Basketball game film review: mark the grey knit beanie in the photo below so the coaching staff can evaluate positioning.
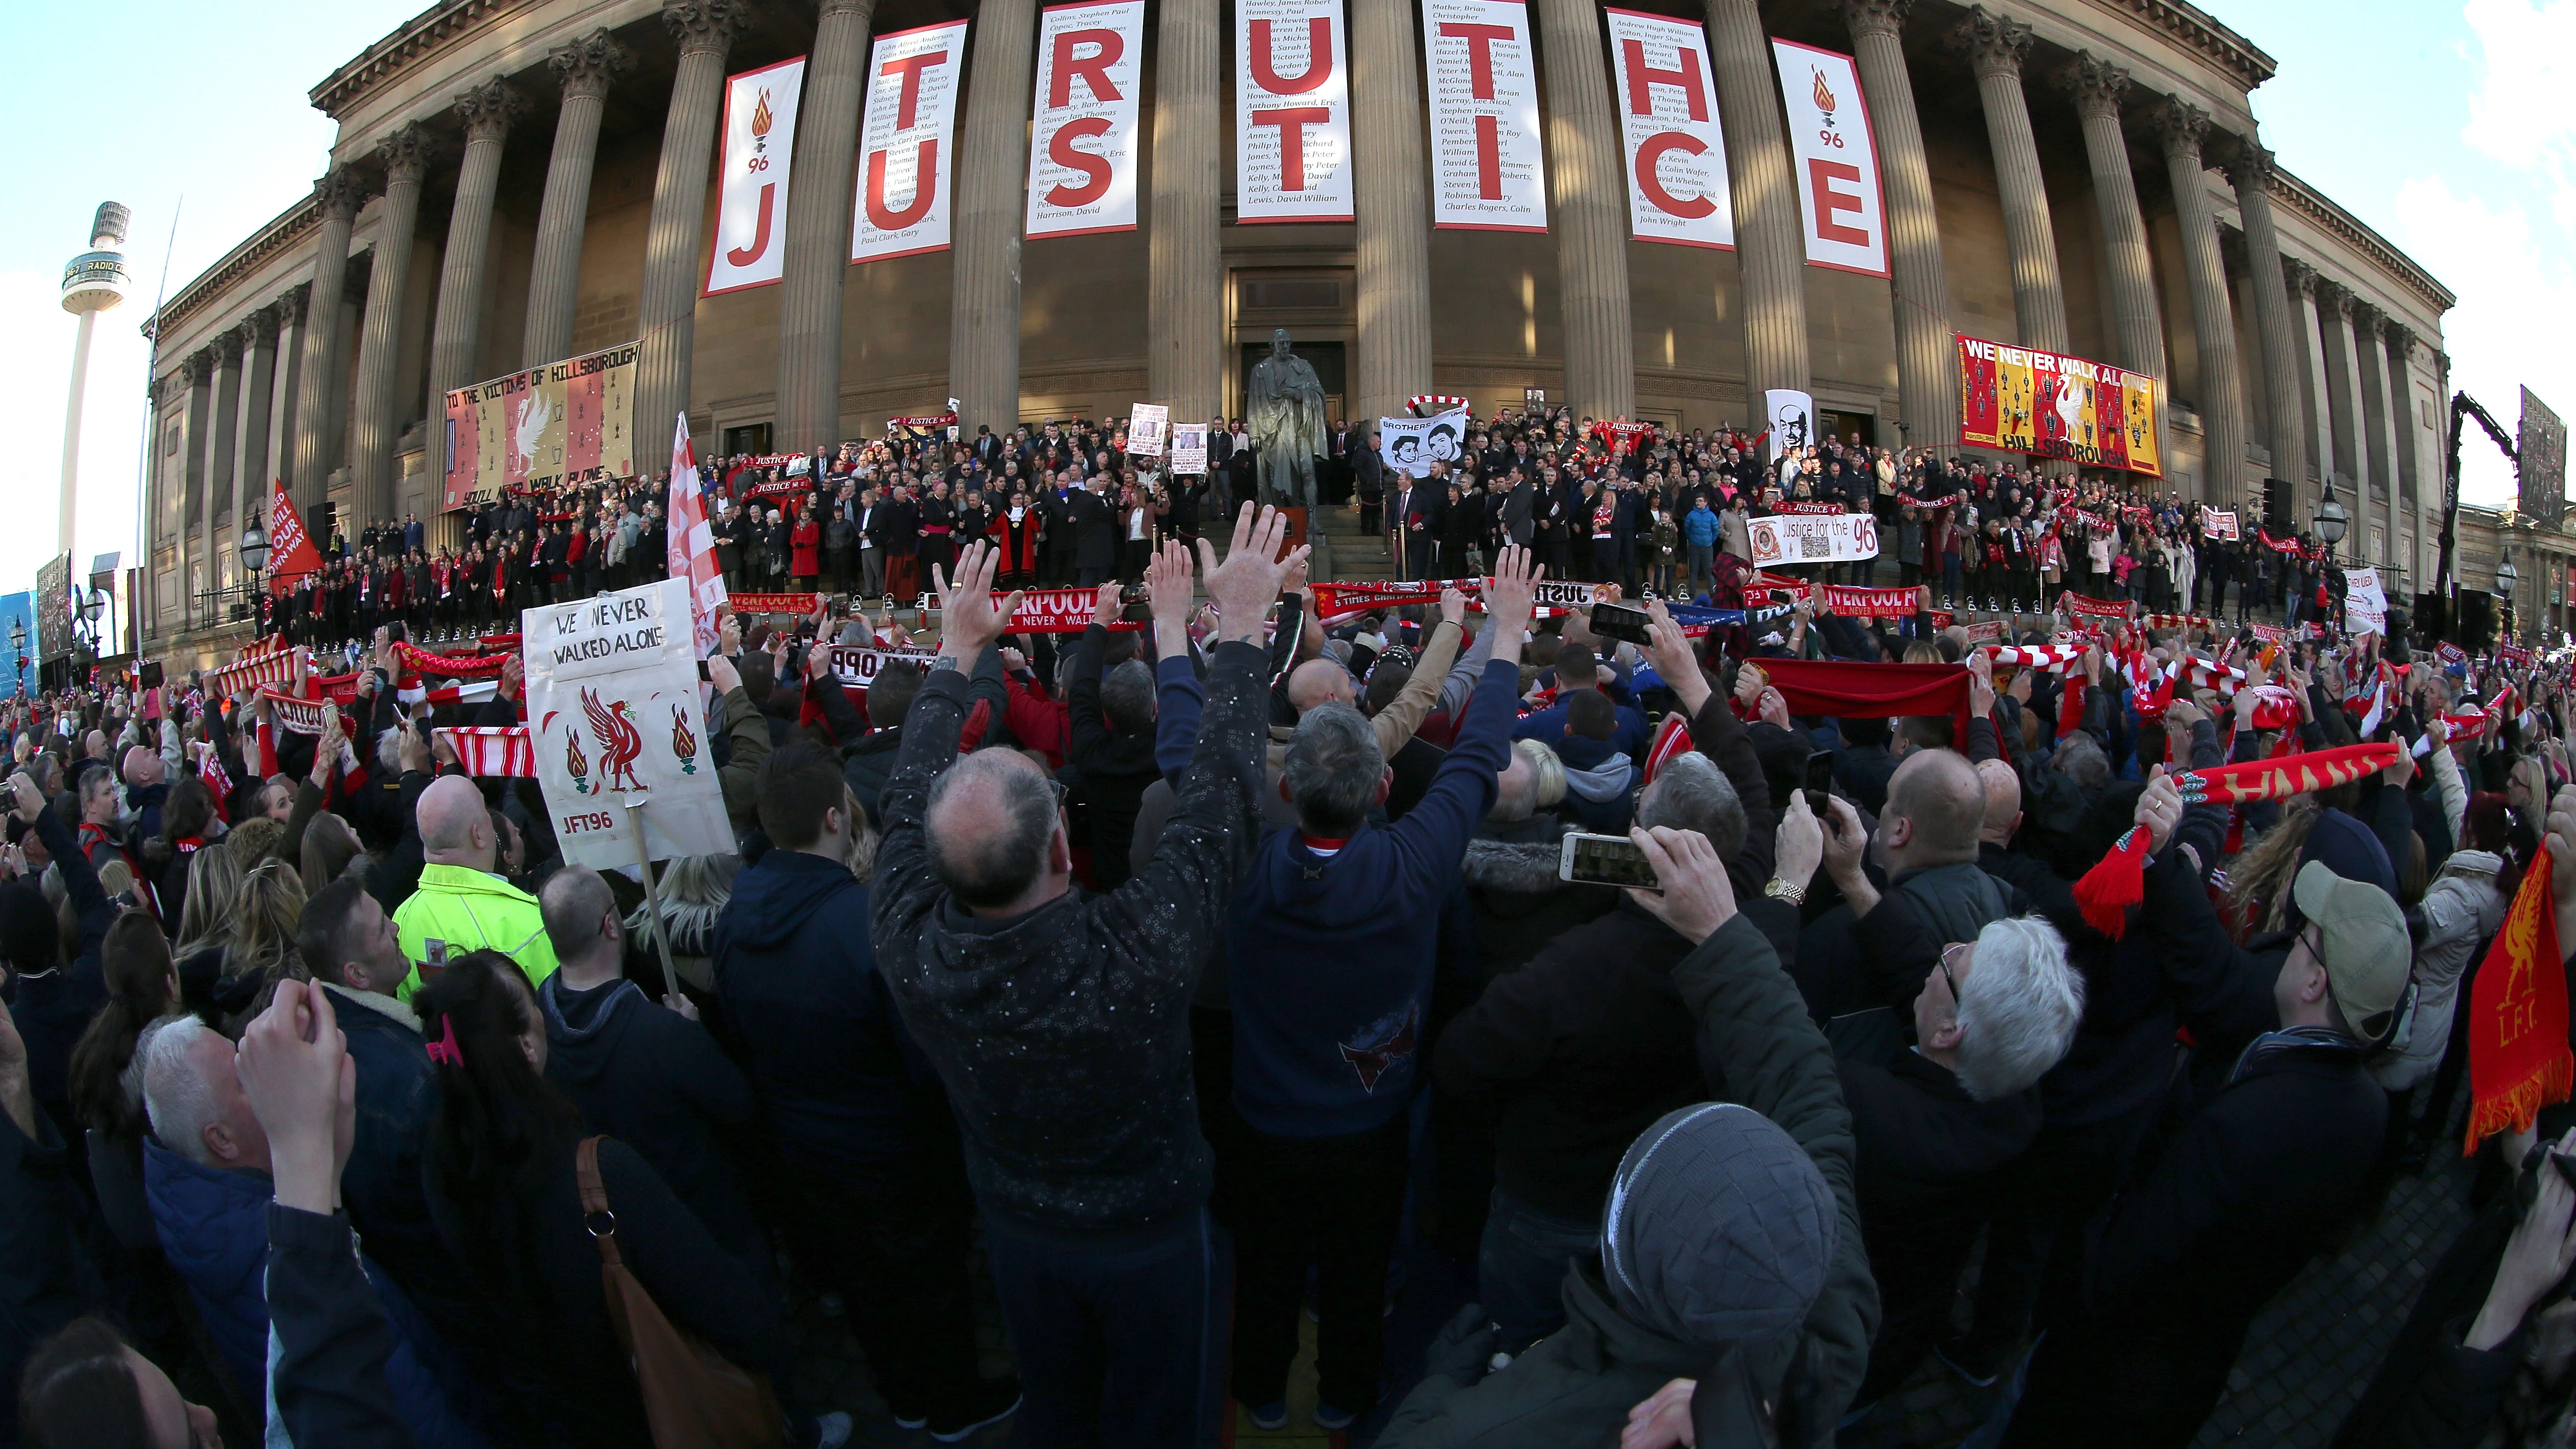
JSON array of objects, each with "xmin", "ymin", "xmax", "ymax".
[{"xmin": 1600, "ymin": 1102, "xmax": 1837, "ymax": 1348}]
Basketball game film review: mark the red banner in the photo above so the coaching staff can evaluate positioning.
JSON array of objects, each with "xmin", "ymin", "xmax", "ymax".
[
  {"xmin": 728, "ymin": 592, "xmax": 825, "ymax": 616},
  {"xmin": 265, "ymin": 480, "xmax": 324, "ymax": 594},
  {"xmin": 2061, "ymin": 592, "xmax": 2131, "ymax": 620},
  {"xmin": 1821, "ymin": 585, "xmax": 1921, "ymax": 617},
  {"xmin": 986, "ymin": 588, "xmax": 1144, "ymax": 633},
  {"xmin": 2467, "ymin": 842, "xmax": 2571, "ymax": 1151},
  {"xmin": 1770, "ymin": 500, "xmax": 1844, "ymax": 516}
]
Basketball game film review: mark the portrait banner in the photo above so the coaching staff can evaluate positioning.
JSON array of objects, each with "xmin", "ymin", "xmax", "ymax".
[
  {"xmin": 1171, "ymin": 423, "xmax": 1208, "ymax": 475},
  {"xmin": 1606, "ymin": 8, "xmax": 1731, "ymax": 249},
  {"xmin": 705, "ymin": 57, "xmax": 806, "ymax": 295},
  {"xmin": 851, "ymin": 20, "xmax": 968, "ymax": 263},
  {"xmin": 1771, "ymin": 39, "xmax": 1886, "ymax": 276},
  {"xmin": 1746, "ymin": 511, "xmax": 1880, "ymax": 567},
  {"xmin": 1764, "ymin": 389, "xmax": 1815, "ymax": 463},
  {"xmin": 1378, "ymin": 405, "xmax": 1472, "ymax": 479},
  {"xmin": 523, "ymin": 580, "xmax": 734, "ymax": 869},
  {"xmin": 1128, "ymin": 402, "xmax": 1169, "ymax": 458},
  {"xmin": 442, "ymin": 342, "xmax": 640, "ymax": 512},
  {"xmin": 1957, "ymin": 334, "xmax": 2162, "ymax": 479},
  {"xmin": 1422, "ymin": 0, "xmax": 1546, "ymax": 231},
  {"xmin": 1027, "ymin": 0, "xmax": 1146, "ymax": 239},
  {"xmin": 1236, "ymin": 0, "xmax": 1353, "ymax": 222}
]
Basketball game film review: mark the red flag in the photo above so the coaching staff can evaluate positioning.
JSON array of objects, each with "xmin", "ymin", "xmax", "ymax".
[
  {"xmin": 2466, "ymin": 843, "xmax": 2571, "ymax": 1153},
  {"xmin": 264, "ymin": 480, "xmax": 324, "ymax": 594}
]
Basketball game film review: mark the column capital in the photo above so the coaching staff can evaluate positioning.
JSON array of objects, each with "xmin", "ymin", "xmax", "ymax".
[
  {"xmin": 2354, "ymin": 299, "xmax": 2387, "ymax": 332},
  {"xmin": 2392, "ymin": 323, "xmax": 2421, "ymax": 360},
  {"xmin": 2059, "ymin": 51, "xmax": 2130, "ymax": 121},
  {"xmin": 242, "ymin": 309, "xmax": 278, "ymax": 348},
  {"xmin": 315, "ymin": 167, "xmax": 367, "ymax": 223},
  {"xmin": 2152, "ymin": 97, "xmax": 2209, "ymax": 161},
  {"xmin": 2223, "ymin": 139, "xmax": 2274, "ymax": 193},
  {"xmin": 549, "ymin": 28, "xmax": 634, "ymax": 101},
  {"xmin": 179, "ymin": 350, "xmax": 213, "ymax": 388},
  {"xmin": 1953, "ymin": 7, "xmax": 2033, "ymax": 81},
  {"xmin": 455, "ymin": 76, "xmax": 525, "ymax": 143},
  {"xmin": 213, "ymin": 329, "xmax": 244, "ymax": 366},
  {"xmin": 816, "ymin": 0, "xmax": 873, "ymax": 15},
  {"xmin": 376, "ymin": 123, "xmax": 433, "ymax": 188},
  {"xmin": 2282, "ymin": 255, "xmax": 2316, "ymax": 297},
  {"xmin": 1841, "ymin": 0, "xmax": 1914, "ymax": 43},
  {"xmin": 661, "ymin": 0, "xmax": 744, "ymax": 60},
  {"xmin": 278, "ymin": 281, "xmax": 312, "ymax": 326},
  {"xmin": 2324, "ymin": 280, "xmax": 2355, "ymax": 321}
]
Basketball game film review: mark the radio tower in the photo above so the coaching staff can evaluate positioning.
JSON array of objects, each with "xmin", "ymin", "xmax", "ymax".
[{"xmin": 59, "ymin": 202, "xmax": 132, "ymax": 559}]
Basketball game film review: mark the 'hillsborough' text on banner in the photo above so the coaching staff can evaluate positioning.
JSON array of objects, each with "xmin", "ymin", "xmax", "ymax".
[
  {"xmin": 442, "ymin": 342, "xmax": 639, "ymax": 512},
  {"xmin": 1956, "ymin": 334, "xmax": 2162, "ymax": 479}
]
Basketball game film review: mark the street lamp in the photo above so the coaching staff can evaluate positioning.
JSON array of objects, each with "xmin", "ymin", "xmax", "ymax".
[
  {"xmin": 8, "ymin": 619, "xmax": 23, "ymax": 696},
  {"xmin": 237, "ymin": 513, "xmax": 270, "ymax": 623},
  {"xmin": 2314, "ymin": 477, "xmax": 2349, "ymax": 562},
  {"xmin": 2496, "ymin": 550, "xmax": 2520, "ymax": 641}
]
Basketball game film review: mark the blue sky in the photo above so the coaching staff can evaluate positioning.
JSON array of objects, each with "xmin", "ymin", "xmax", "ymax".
[{"xmin": 2, "ymin": 0, "xmax": 2566, "ymax": 596}]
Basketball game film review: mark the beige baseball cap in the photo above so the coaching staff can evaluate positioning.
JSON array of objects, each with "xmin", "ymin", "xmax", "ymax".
[{"xmin": 2291, "ymin": 860, "xmax": 2411, "ymax": 1032}]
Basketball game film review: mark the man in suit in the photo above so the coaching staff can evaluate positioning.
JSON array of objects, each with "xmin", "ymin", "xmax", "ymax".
[
  {"xmin": 402, "ymin": 512, "xmax": 424, "ymax": 555},
  {"xmin": 1501, "ymin": 468, "xmax": 1535, "ymax": 550},
  {"xmin": 1354, "ymin": 430, "xmax": 1387, "ymax": 536},
  {"xmin": 1069, "ymin": 471, "xmax": 1117, "ymax": 587},
  {"xmin": 855, "ymin": 486, "xmax": 885, "ymax": 600},
  {"xmin": 1387, "ymin": 474, "xmax": 1420, "ymax": 581},
  {"xmin": 1042, "ymin": 476, "xmax": 1079, "ymax": 587}
]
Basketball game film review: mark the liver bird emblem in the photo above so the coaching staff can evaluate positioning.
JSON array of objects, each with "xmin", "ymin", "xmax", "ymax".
[{"xmin": 581, "ymin": 687, "xmax": 647, "ymax": 793}]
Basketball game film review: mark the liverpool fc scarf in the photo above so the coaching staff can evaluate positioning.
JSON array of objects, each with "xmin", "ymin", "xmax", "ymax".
[
  {"xmin": 1757, "ymin": 659, "xmax": 1974, "ymax": 746},
  {"xmin": 2466, "ymin": 843, "xmax": 2571, "ymax": 1152}
]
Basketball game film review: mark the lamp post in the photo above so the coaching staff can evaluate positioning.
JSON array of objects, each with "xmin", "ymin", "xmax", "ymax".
[
  {"xmin": 8, "ymin": 619, "xmax": 23, "ymax": 698},
  {"xmin": 239, "ymin": 513, "xmax": 269, "ymax": 626},
  {"xmin": 2496, "ymin": 550, "xmax": 2519, "ymax": 643},
  {"xmin": 2313, "ymin": 477, "xmax": 2349, "ymax": 563}
]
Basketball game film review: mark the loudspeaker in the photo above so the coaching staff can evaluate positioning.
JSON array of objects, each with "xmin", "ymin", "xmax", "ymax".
[
  {"xmin": 2455, "ymin": 592, "xmax": 2496, "ymax": 652},
  {"xmin": 2414, "ymin": 592, "xmax": 2448, "ymax": 644}
]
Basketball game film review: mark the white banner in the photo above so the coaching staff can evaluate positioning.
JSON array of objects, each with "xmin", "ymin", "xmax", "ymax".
[
  {"xmin": 1236, "ymin": 0, "xmax": 1354, "ymax": 223},
  {"xmin": 1422, "ymin": 0, "xmax": 1546, "ymax": 232},
  {"xmin": 1747, "ymin": 511, "xmax": 1880, "ymax": 567},
  {"xmin": 1171, "ymin": 423, "xmax": 1208, "ymax": 475},
  {"xmin": 1606, "ymin": 8, "xmax": 1731, "ymax": 249},
  {"xmin": 852, "ymin": 20, "xmax": 969, "ymax": 263},
  {"xmin": 1378, "ymin": 405, "xmax": 1471, "ymax": 479},
  {"xmin": 524, "ymin": 580, "xmax": 734, "ymax": 869},
  {"xmin": 2345, "ymin": 565, "xmax": 2387, "ymax": 637},
  {"xmin": 828, "ymin": 643, "xmax": 940, "ymax": 690},
  {"xmin": 2199, "ymin": 506, "xmax": 2239, "ymax": 541},
  {"xmin": 1027, "ymin": 0, "xmax": 1146, "ymax": 240},
  {"xmin": 1764, "ymin": 388, "xmax": 1815, "ymax": 463},
  {"xmin": 1772, "ymin": 38, "xmax": 1887, "ymax": 277},
  {"xmin": 705, "ymin": 57, "xmax": 806, "ymax": 295},
  {"xmin": 1128, "ymin": 403, "xmax": 1169, "ymax": 458}
]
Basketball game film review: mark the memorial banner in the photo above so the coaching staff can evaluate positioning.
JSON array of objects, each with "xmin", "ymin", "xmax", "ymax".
[
  {"xmin": 1127, "ymin": 403, "xmax": 1168, "ymax": 458},
  {"xmin": 1026, "ymin": 0, "xmax": 1145, "ymax": 240},
  {"xmin": 1236, "ymin": 0, "xmax": 1353, "ymax": 222},
  {"xmin": 2346, "ymin": 566, "xmax": 2388, "ymax": 638},
  {"xmin": 442, "ymin": 342, "xmax": 639, "ymax": 512},
  {"xmin": 524, "ymin": 580, "xmax": 734, "ymax": 869},
  {"xmin": 1956, "ymin": 334, "xmax": 2163, "ymax": 478},
  {"xmin": 1746, "ymin": 511, "xmax": 1880, "ymax": 567},
  {"xmin": 1771, "ymin": 39, "xmax": 1886, "ymax": 276},
  {"xmin": 705, "ymin": 56, "xmax": 806, "ymax": 295},
  {"xmin": 1171, "ymin": 423, "xmax": 1208, "ymax": 475},
  {"xmin": 265, "ymin": 480, "xmax": 323, "ymax": 593},
  {"xmin": 1764, "ymin": 388, "xmax": 1815, "ymax": 462},
  {"xmin": 2200, "ymin": 506, "xmax": 2239, "ymax": 540},
  {"xmin": 1607, "ymin": 8, "xmax": 1731, "ymax": 249},
  {"xmin": 851, "ymin": 20, "xmax": 968, "ymax": 263},
  {"xmin": 1423, "ymin": 0, "xmax": 1546, "ymax": 231},
  {"xmin": 1379, "ymin": 405, "xmax": 1472, "ymax": 479}
]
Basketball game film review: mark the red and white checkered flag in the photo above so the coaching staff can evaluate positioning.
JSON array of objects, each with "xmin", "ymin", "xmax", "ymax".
[
  {"xmin": 668, "ymin": 413, "xmax": 729, "ymax": 659},
  {"xmin": 437, "ymin": 726, "xmax": 535, "ymax": 778}
]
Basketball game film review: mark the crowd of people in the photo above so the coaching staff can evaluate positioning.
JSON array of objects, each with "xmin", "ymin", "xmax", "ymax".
[{"xmin": 9, "ymin": 468, "xmax": 2575, "ymax": 1449}]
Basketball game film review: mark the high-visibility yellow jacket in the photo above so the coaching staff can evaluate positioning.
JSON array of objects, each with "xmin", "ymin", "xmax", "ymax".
[{"xmin": 391, "ymin": 863, "xmax": 560, "ymax": 999}]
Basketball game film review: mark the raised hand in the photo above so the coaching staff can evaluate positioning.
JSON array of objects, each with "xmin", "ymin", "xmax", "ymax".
[
  {"xmin": 932, "ymin": 541, "xmax": 1020, "ymax": 665},
  {"xmin": 235, "ymin": 979, "xmax": 356, "ymax": 1216},
  {"xmin": 1481, "ymin": 544, "xmax": 1541, "ymax": 640},
  {"xmin": 1626, "ymin": 824, "xmax": 1738, "ymax": 945},
  {"xmin": 1197, "ymin": 504, "xmax": 1309, "ymax": 647}
]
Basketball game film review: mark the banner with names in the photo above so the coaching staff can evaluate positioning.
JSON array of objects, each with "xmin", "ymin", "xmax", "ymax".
[
  {"xmin": 1771, "ymin": 38, "xmax": 1887, "ymax": 277},
  {"xmin": 1235, "ymin": 0, "xmax": 1354, "ymax": 222},
  {"xmin": 705, "ymin": 56, "xmax": 806, "ymax": 295},
  {"xmin": 1746, "ymin": 510, "xmax": 1881, "ymax": 568},
  {"xmin": 851, "ymin": 20, "xmax": 969, "ymax": 263},
  {"xmin": 1422, "ymin": 0, "xmax": 1546, "ymax": 232},
  {"xmin": 1607, "ymin": 8, "xmax": 1731, "ymax": 249},
  {"xmin": 523, "ymin": 580, "xmax": 734, "ymax": 868},
  {"xmin": 1026, "ymin": 0, "xmax": 1146, "ymax": 240}
]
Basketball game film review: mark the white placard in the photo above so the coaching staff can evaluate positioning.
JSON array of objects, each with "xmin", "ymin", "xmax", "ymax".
[
  {"xmin": 1236, "ymin": 0, "xmax": 1354, "ymax": 223},
  {"xmin": 2346, "ymin": 566, "xmax": 2387, "ymax": 637},
  {"xmin": 1171, "ymin": 424, "xmax": 1208, "ymax": 475},
  {"xmin": 706, "ymin": 57, "xmax": 806, "ymax": 295},
  {"xmin": 1771, "ymin": 38, "xmax": 1887, "ymax": 277},
  {"xmin": 2199, "ymin": 506, "xmax": 2239, "ymax": 541},
  {"xmin": 1764, "ymin": 388, "xmax": 1815, "ymax": 463},
  {"xmin": 1128, "ymin": 403, "xmax": 1169, "ymax": 458},
  {"xmin": 1378, "ymin": 405, "xmax": 1471, "ymax": 479},
  {"xmin": 1027, "ymin": 0, "xmax": 1146, "ymax": 240},
  {"xmin": 1606, "ymin": 8, "xmax": 1731, "ymax": 249},
  {"xmin": 852, "ymin": 20, "xmax": 969, "ymax": 263},
  {"xmin": 1747, "ymin": 511, "xmax": 1881, "ymax": 567},
  {"xmin": 523, "ymin": 580, "xmax": 734, "ymax": 869},
  {"xmin": 1422, "ymin": 0, "xmax": 1546, "ymax": 232}
]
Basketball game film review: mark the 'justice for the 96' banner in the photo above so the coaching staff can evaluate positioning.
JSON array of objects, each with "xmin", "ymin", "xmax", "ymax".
[{"xmin": 1746, "ymin": 511, "xmax": 1880, "ymax": 567}]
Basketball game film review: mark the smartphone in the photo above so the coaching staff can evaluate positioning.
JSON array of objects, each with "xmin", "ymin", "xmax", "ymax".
[
  {"xmin": 1591, "ymin": 600, "xmax": 1653, "ymax": 646},
  {"xmin": 1120, "ymin": 584, "xmax": 1152, "ymax": 605},
  {"xmin": 1268, "ymin": 592, "xmax": 1306, "ymax": 682},
  {"xmin": 1803, "ymin": 749, "xmax": 1837, "ymax": 819},
  {"xmin": 1559, "ymin": 832, "xmax": 1662, "ymax": 890}
]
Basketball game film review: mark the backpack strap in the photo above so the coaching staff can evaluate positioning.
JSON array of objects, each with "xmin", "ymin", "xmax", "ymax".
[{"xmin": 576, "ymin": 1136, "xmax": 623, "ymax": 1268}]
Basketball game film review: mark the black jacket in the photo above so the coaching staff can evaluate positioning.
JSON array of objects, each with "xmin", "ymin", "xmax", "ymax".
[
  {"xmin": 873, "ymin": 641, "xmax": 1270, "ymax": 1242},
  {"xmin": 1069, "ymin": 488, "xmax": 1117, "ymax": 570},
  {"xmin": 1455, "ymin": 818, "xmax": 1617, "ymax": 983},
  {"xmin": 540, "ymin": 974, "xmax": 761, "ymax": 1261},
  {"xmin": 13, "ymin": 807, "xmax": 111, "ymax": 1136},
  {"xmin": 1065, "ymin": 623, "xmax": 1162, "ymax": 889}
]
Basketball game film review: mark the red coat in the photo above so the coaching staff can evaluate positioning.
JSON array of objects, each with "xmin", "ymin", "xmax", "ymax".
[
  {"xmin": 791, "ymin": 518, "xmax": 822, "ymax": 578},
  {"xmin": 987, "ymin": 507, "xmax": 1043, "ymax": 577}
]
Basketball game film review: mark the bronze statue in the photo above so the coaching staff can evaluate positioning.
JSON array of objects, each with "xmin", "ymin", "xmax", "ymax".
[{"xmin": 1246, "ymin": 328, "xmax": 1326, "ymax": 510}]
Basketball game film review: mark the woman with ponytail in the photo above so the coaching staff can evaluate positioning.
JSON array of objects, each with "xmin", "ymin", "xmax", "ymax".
[
  {"xmin": 66, "ymin": 913, "xmax": 183, "ymax": 1256},
  {"xmin": 414, "ymin": 952, "xmax": 842, "ymax": 1449},
  {"xmin": 139, "ymin": 776, "xmax": 216, "ymax": 936}
]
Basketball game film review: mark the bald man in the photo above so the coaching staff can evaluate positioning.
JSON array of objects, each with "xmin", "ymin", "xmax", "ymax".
[
  {"xmin": 1975, "ymin": 757, "xmax": 2022, "ymax": 848},
  {"xmin": 1268, "ymin": 588, "xmax": 1465, "ymax": 769},
  {"xmin": 1795, "ymin": 747, "xmax": 2017, "ymax": 1022},
  {"xmin": 389, "ymin": 773, "xmax": 557, "ymax": 998}
]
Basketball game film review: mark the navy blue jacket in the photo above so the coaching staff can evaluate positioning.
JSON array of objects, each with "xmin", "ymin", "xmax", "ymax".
[
  {"xmin": 715, "ymin": 849, "xmax": 940, "ymax": 1166},
  {"xmin": 12, "ymin": 808, "xmax": 110, "ymax": 1137},
  {"xmin": 1225, "ymin": 655, "xmax": 1517, "ymax": 1137}
]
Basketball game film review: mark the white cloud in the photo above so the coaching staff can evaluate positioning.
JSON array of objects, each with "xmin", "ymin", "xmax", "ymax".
[{"xmin": 2464, "ymin": 0, "xmax": 2576, "ymax": 220}]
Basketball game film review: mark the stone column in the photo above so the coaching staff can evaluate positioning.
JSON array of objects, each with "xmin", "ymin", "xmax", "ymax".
[
  {"xmin": 178, "ymin": 352, "xmax": 212, "ymax": 622},
  {"xmin": 1955, "ymin": 8, "xmax": 2064, "ymax": 351},
  {"xmin": 2355, "ymin": 302, "xmax": 2399, "ymax": 565},
  {"xmin": 1704, "ymin": 0, "xmax": 1808, "ymax": 404},
  {"xmin": 523, "ymin": 31, "xmax": 631, "ymax": 368},
  {"xmin": 427, "ymin": 79, "xmax": 524, "ymax": 500},
  {"xmin": 2153, "ymin": 99, "xmax": 2245, "ymax": 504},
  {"xmin": 1535, "ymin": 0, "xmax": 1635, "ymax": 420},
  {"xmin": 289, "ymin": 171, "xmax": 365, "ymax": 507},
  {"xmin": 2389, "ymin": 323, "xmax": 2424, "ymax": 563},
  {"xmin": 1845, "ymin": 0, "xmax": 1953, "ymax": 453},
  {"xmin": 1350, "ymin": 0, "xmax": 1433, "ymax": 423},
  {"xmin": 233, "ymin": 311, "xmax": 279, "ymax": 525},
  {"xmin": 2316, "ymin": 279, "xmax": 2361, "ymax": 498},
  {"xmin": 2061, "ymin": 54, "xmax": 2165, "ymax": 466},
  {"xmin": 349, "ymin": 123, "xmax": 432, "ymax": 530},
  {"xmin": 1146, "ymin": 0, "xmax": 1223, "ymax": 421},
  {"xmin": 776, "ymin": 0, "xmax": 878, "ymax": 450},
  {"xmin": 634, "ymin": 0, "xmax": 743, "ymax": 449},
  {"xmin": 2225, "ymin": 141, "xmax": 2306, "ymax": 504},
  {"xmin": 204, "ymin": 334, "xmax": 244, "ymax": 590},
  {"xmin": 950, "ymin": 0, "xmax": 1038, "ymax": 438},
  {"xmin": 2283, "ymin": 257, "xmax": 2329, "ymax": 497},
  {"xmin": 267, "ymin": 285, "xmax": 308, "ymax": 487}
]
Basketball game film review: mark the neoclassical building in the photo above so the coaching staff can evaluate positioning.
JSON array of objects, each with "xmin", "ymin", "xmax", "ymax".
[{"xmin": 138, "ymin": 0, "xmax": 2450, "ymax": 662}]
